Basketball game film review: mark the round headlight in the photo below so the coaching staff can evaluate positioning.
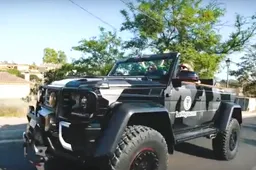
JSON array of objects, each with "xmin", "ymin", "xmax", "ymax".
[
  {"xmin": 49, "ymin": 92, "xmax": 57, "ymax": 107},
  {"xmin": 37, "ymin": 90, "xmax": 42, "ymax": 102},
  {"xmin": 80, "ymin": 96, "xmax": 87, "ymax": 109}
]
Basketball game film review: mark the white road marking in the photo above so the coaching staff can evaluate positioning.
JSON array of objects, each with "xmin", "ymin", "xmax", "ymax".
[{"xmin": 0, "ymin": 139, "xmax": 23, "ymax": 144}]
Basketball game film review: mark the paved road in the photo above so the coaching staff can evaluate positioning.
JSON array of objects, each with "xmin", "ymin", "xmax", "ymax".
[{"xmin": 0, "ymin": 117, "xmax": 255, "ymax": 170}]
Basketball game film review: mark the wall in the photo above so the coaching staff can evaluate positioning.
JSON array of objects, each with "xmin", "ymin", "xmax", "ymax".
[
  {"xmin": 17, "ymin": 65, "xmax": 29, "ymax": 71},
  {"xmin": 248, "ymin": 98, "xmax": 256, "ymax": 112},
  {"xmin": 0, "ymin": 84, "xmax": 30, "ymax": 99},
  {"xmin": 24, "ymin": 72, "xmax": 30, "ymax": 82}
]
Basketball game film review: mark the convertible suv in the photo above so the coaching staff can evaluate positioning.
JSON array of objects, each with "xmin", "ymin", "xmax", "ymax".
[{"xmin": 23, "ymin": 52, "xmax": 242, "ymax": 170}]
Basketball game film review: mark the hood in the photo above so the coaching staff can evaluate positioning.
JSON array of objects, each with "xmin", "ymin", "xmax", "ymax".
[
  {"xmin": 48, "ymin": 76, "xmax": 165, "ymax": 88},
  {"xmin": 48, "ymin": 76, "xmax": 166, "ymax": 105}
]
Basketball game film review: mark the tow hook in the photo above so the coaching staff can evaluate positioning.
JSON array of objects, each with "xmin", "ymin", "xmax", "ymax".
[
  {"xmin": 28, "ymin": 157, "xmax": 47, "ymax": 168},
  {"xmin": 28, "ymin": 155, "xmax": 51, "ymax": 169}
]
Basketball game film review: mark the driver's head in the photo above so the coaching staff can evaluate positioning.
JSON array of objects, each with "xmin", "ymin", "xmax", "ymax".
[
  {"xmin": 180, "ymin": 63, "xmax": 193, "ymax": 71},
  {"xmin": 180, "ymin": 64, "xmax": 188, "ymax": 71},
  {"xmin": 148, "ymin": 64, "xmax": 157, "ymax": 72}
]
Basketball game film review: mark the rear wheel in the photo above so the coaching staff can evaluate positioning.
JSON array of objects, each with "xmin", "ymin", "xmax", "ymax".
[
  {"xmin": 108, "ymin": 125, "xmax": 168, "ymax": 170},
  {"xmin": 212, "ymin": 118, "xmax": 241, "ymax": 160}
]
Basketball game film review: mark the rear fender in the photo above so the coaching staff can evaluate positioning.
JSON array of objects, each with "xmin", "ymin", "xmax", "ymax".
[
  {"xmin": 214, "ymin": 102, "xmax": 242, "ymax": 131},
  {"xmin": 94, "ymin": 102, "xmax": 174, "ymax": 157}
]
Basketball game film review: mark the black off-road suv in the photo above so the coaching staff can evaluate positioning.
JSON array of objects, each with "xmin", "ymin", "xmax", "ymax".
[{"xmin": 23, "ymin": 52, "xmax": 242, "ymax": 170}]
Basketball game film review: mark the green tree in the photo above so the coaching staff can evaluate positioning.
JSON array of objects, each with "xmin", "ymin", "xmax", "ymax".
[
  {"xmin": 242, "ymin": 81, "xmax": 256, "ymax": 97},
  {"xmin": 72, "ymin": 27, "xmax": 125, "ymax": 76},
  {"xmin": 43, "ymin": 48, "xmax": 58, "ymax": 64},
  {"xmin": 230, "ymin": 44, "xmax": 256, "ymax": 96},
  {"xmin": 44, "ymin": 27, "xmax": 125, "ymax": 84},
  {"xmin": 43, "ymin": 48, "xmax": 67, "ymax": 64},
  {"xmin": 219, "ymin": 79, "xmax": 240, "ymax": 88},
  {"xmin": 57, "ymin": 50, "xmax": 67, "ymax": 64},
  {"xmin": 44, "ymin": 63, "xmax": 85, "ymax": 84},
  {"xmin": 120, "ymin": 0, "xmax": 256, "ymax": 78}
]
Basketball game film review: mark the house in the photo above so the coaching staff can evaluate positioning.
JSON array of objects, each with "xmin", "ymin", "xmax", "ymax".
[
  {"xmin": 0, "ymin": 72, "xmax": 30, "ymax": 99},
  {"xmin": 17, "ymin": 64, "xmax": 30, "ymax": 72},
  {"xmin": 38, "ymin": 63, "xmax": 62, "ymax": 72},
  {"xmin": 0, "ymin": 63, "xmax": 17, "ymax": 70}
]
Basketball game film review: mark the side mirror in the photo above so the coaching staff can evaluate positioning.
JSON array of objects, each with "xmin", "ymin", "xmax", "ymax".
[
  {"xmin": 177, "ymin": 70, "xmax": 199, "ymax": 81},
  {"xmin": 172, "ymin": 70, "xmax": 199, "ymax": 87}
]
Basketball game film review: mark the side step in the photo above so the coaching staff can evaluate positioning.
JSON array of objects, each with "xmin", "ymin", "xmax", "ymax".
[{"xmin": 175, "ymin": 127, "xmax": 217, "ymax": 143}]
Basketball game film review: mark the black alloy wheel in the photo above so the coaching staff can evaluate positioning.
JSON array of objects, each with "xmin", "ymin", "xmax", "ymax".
[{"xmin": 130, "ymin": 148, "xmax": 159, "ymax": 170}]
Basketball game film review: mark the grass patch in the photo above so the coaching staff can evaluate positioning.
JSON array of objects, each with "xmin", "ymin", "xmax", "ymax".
[{"xmin": 0, "ymin": 106, "xmax": 26, "ymax": 117}]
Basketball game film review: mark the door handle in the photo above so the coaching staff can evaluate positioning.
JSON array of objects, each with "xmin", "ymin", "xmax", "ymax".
[
  {"xmin": 166, "ymin": 93, "xmax": 171, "ymax": 97},
  {"xmin": 195, "ymin": 98, "xmax": 201, "ymax": 101},
  {"xmin": 195, "ymin": 96, "xmax": 202, "ymax": 101},
  {"xmin": 216, "ymin": 98, "xmax": 220, "ymax": 101}
]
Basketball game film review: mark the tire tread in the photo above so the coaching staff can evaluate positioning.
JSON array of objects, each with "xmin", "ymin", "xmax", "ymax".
[
  {"xmin": 212, "ymin": 118, "xmax": 240, "ymax": 160},
  {"xmin": 109, "ymin": 125, "xmax": 168, "ymax": 170}
]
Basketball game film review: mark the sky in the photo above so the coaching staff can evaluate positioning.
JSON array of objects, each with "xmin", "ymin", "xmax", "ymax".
[{"xmin": 0, "ymin": 0, "xmax": 255, "ymax": 79}]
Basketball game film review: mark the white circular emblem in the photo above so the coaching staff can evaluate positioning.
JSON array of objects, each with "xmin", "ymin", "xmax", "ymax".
[{"xmin": 183, "ymin": 96, "xmax": 192, "ymax": 111}]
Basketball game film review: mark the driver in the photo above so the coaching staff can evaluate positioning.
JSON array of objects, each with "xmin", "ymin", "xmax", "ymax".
[
  {"xmin": 146, "ymin": 64, "xmax": 158, "ymax": 76},
  {"xmin": 178, "ymin": 63, "xmax": 201, "ymax": 84},
  {"xmin": 145, "ymin": 63, "xmax": 163, "ymax": 76},
  {"xmin": 180, "ymin": 63, "xmax": 193, "ymax": 71}
]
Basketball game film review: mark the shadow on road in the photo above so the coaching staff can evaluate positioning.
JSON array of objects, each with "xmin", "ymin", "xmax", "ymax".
[
  {"xmin": 0, "ymin": 142, "xmax": 36, "ymax": 170},
  {"xmin": 34, "ymin": 159, "xmax": 99, "ymax": 170},
  {"xmin": 241, "ymin": 138, "xmax": 256, "ymax": 147},
  {"xmin": 242, "ymin": 124, "xmax": 256, "ymax": 132},
  {"xmin": 174, "ymin": 142, "xmax": 216, "ymax": 160},
  {"xmin": 0, "ymin": 123, "xmax": 26, "ymax": 130},
  {"xmin": 0, "ymin": 123, "xmax": 26, "ymax": 141}
]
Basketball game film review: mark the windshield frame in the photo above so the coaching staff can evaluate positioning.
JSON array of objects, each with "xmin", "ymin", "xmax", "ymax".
[{"xmin": 107, "ymin": 53, "xmax": 178, "ymax": 78}]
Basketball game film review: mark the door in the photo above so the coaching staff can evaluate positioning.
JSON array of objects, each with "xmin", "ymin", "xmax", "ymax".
[
  {"xmin": 166, "ymin": 81, "xmax": 205, "ymax": 131},
  {"xmin": 199, "ymin": 86, "xmax": 221, "ymax": 124}
]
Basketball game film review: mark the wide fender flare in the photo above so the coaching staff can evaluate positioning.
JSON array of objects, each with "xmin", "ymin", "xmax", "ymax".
[
  {"xmin": 215, "ymin": 102, "xmax": 242, "ymax": 131},
  {"xmin": 94, "ymin": 102, "xmax": 174, "ymax": 157}
]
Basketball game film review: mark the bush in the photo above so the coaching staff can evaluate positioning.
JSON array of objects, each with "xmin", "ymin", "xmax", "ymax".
[
  {"xmin": 30, "ymin": 74, "xmax": 41, "ymax": 82},
  {"xmin": 6, "ymin": 68, "xmax": 24, "ymax": 78}
]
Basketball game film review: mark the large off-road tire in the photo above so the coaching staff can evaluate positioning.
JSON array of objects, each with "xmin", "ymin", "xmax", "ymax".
[
  {"xmin": 212, "ymin": 118, "xmax": 241, "ymax": 160},
  {"xmin": 108, "ymin": 125, "xmax": 168, "ymax": 170}
]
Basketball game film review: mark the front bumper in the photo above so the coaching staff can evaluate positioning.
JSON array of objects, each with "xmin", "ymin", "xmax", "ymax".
[
  {"xmin": 23, "ymin": 131, "xmax": 47, "ymax": 156},
  {"xmin": 23, "ymin": 106, "xmax": 102, "ymax": 164}
]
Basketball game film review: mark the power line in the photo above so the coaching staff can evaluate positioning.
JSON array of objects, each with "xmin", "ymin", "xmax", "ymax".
[{"xmin": 68, "ymin": 0, "xmax": 117, "ymax": 31}]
